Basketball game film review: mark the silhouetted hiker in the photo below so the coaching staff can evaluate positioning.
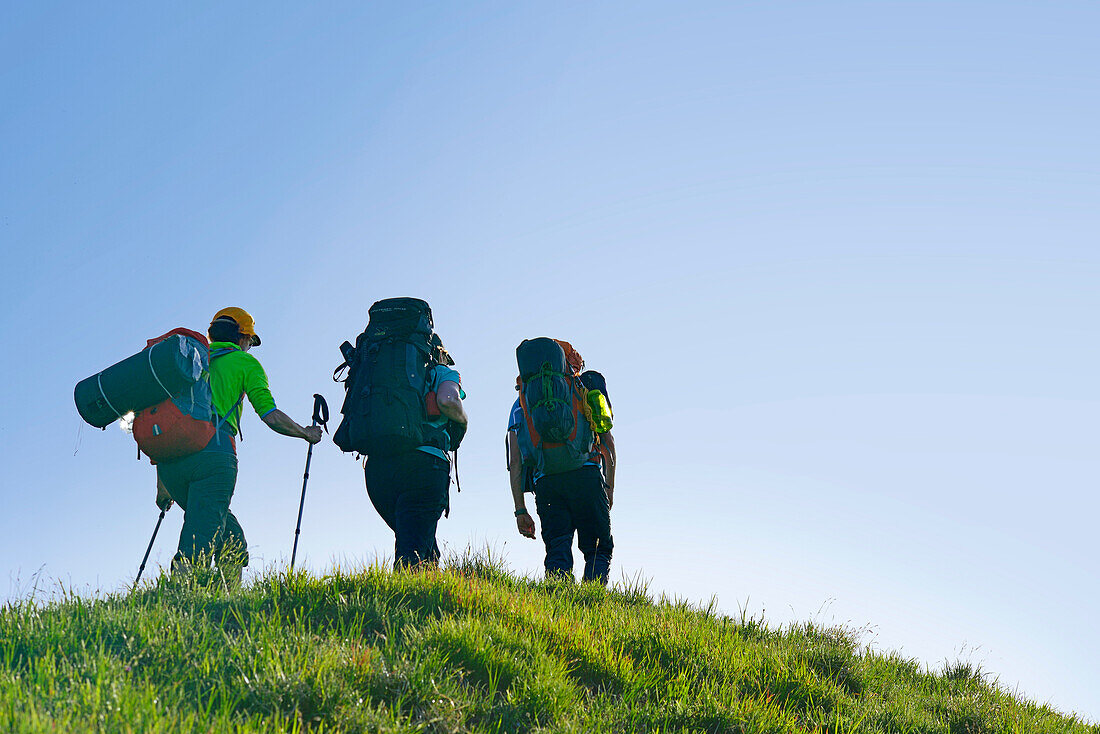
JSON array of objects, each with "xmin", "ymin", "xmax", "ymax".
[
  {"xmin": 156, "ymin": 307, "xmax": 322, "ymax": 582},
  {"xmin": 332, "ymin": 298, "xmax": 467, "ymax": 569},
  {"xmin": 508, "ymin": 338, "xmax": 615, "ymax": 584}
]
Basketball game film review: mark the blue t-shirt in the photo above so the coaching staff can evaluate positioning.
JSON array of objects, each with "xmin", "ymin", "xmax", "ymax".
[
  {"xmin": 419, "ymin": 365, "xmax": 465, "ymax": 462},
  {"xmin": 508, "ymin": 396, "xmax": 529, "ymax": 463},
  {"xmin": 508, "ymin": 397, "xmax": 524, "ymax": 432}
]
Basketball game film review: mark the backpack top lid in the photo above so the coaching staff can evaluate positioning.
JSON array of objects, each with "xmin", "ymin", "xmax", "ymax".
[
  {"xmin": 361, "ymin": 297, "xmax": 455, "ymax": 365},
  {"xmin": 363, "ymin": 298, "xmax": 434, "ymax": 346},
  {"xmin": 517, "ymin": 337, "xmax": 569, "ymax": 380},
  {"xmin": 367, "ymin": 297, "xmax": 433, "ymax": 330}
]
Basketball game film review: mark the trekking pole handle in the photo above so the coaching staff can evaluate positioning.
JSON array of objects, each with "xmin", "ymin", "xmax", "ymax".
[{"xmin": 312, "ymin": 393, "xmax": 329, "ymax": 431}]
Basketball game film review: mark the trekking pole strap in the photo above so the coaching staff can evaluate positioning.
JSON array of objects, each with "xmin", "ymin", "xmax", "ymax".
[{"xmin": 312, "ymin": 393, "xmax": 329, "ymax": 432}]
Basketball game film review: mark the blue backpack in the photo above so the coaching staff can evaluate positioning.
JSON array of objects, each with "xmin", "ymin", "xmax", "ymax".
[{"xmin": 514, "ymin": 337, "xmax": 596, "ymax": 477}]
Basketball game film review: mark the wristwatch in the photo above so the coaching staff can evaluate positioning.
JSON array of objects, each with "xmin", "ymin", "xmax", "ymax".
[{"xmin": 514, "ymin": 508, "xmax": 529, "ymax": 517}]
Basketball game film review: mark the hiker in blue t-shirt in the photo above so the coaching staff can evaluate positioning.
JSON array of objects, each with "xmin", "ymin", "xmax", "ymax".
[{"xmin": 507, "ymin": 341, "xmax": 616, "ymax": 584}]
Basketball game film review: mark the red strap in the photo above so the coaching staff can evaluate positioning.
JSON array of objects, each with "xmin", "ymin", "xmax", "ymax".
[{"xmin": 145, "ymin": 327, "xmax": 209, "ymax": 349}]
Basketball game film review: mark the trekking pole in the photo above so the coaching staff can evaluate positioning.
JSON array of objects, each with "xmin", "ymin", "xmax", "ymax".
[
  {"xmin": 290, "ymin": 393, "xmax": 328, "ymax": 571},
  {"xmin": 134, "ymin": 503, "xmax": 171, "ymax": 589}
]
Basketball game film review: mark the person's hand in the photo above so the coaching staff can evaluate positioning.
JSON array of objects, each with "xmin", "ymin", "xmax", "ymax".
[
  {"xmin": 155, "ymin": 481, "xmax": 173, "ymax": 511},
  {"xmin": 516, "ymin": 511, "xmax": 536, "ymax": 539},
  {"xmin": 606, "ymin": 485, "xmax": 614, "ymax": 509},
  {"xmin": 304, "ymin": 426, "xmax": 323, "ymax": 444}
]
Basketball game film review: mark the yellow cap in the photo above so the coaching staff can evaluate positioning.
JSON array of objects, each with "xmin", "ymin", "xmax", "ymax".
[{"xmin": 212, "ymin": 307, "xmax": 261, "ymax": 346}]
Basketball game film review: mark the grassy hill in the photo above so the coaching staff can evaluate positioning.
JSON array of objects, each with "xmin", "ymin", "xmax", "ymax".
[{"xmin": 1, "ymin": 556, "xmax": 1094, "ymax": 733}]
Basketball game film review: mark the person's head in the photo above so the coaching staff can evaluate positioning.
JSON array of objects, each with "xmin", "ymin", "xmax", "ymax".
[
  {"xmin": 554, "ymin": 339, "xmax": 584, "ymax": 373},
  {"xmin": 430, "ymin": 333, "xmax": 455, "ymax": 366},
  {"xmin": 209, "ymin": 307, "xmax": 261, "ymax": 350}
]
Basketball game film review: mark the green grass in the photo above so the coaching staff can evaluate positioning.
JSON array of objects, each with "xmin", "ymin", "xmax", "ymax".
[{"xmin": 1, "ymin": 555, "xmax": 1094, "ymax": 733}]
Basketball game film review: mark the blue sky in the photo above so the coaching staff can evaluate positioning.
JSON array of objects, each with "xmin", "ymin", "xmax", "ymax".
[{"xmin": 2, "ymin": 1, "xmax": 1098, "ymax": 722}]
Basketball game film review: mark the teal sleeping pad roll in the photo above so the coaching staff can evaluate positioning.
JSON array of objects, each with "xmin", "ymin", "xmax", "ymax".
[{"xmin": 74, "ymin": 334, "xmax": 206, "ymax": 428}]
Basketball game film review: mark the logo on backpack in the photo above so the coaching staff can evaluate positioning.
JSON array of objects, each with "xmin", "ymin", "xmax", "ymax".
[
  {"xmin": 514, "ymin": 337, "xmax": 601, "ymax": 477},
  {"xmin": 332, "ymin": 297, "xmax": 454, "ymax": 458}
]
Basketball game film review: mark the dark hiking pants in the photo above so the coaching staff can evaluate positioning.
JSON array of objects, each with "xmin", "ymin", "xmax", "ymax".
[
  {"xmin": 534, "ymin": 464, "xmax": 613, "ymax": 585},
  {"xmin": 156, "ymin": 450, "xmax": 248, "ymax": 571},
  {"xmin": 365, "ymin": 451, "xmax": 450, "ymax": 569}
]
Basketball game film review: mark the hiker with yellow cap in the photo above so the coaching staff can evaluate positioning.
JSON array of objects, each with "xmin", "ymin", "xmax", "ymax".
[{"xmin": 155, "ymin": 307, "xmax": 322, "ymax": 582}]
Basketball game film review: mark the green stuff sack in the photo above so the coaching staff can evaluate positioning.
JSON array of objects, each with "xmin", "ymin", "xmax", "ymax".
[{"xmin": 75, "ymin": 334, "xmax": 207, "ymax": 429}]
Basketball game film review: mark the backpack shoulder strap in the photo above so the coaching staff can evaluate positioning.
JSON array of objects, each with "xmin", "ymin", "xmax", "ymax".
[
  {"xmin": 517, "ymin": 377, "xmax": 543, "ymax": 448},
  {"xmin": 214, "ymin": 393, "xmax": 245, "ymax": 432},
  {"xmin": 206, "ymin": 349, "xmax": 246, "ymax": 438}
]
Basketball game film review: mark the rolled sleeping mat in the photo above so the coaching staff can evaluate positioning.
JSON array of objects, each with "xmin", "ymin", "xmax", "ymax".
[{"xmin": 74, "ymin": 334, "xmax": 206, "ymax": 428}]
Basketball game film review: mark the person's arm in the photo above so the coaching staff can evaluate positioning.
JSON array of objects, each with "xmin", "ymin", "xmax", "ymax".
[
  {"xmin": 262, "ymin": 409, "xmax": 322, "ymax": 444},
  {"xmin": 241, "ymin": 356, "xmax": 321, "ymax": 444},
  {"xmin": 437, "ymin": 379, "xmax": 467, "ymax": 448},
  {"xmin": 602, "ymin": 431, "xmax": 616, "ymax": 508},
  {"xmin": 436, "ymin": 380, "xmax": 467, "ymax": 424},
  {"xmin": 508, "ymin": 430, "xmax": 536, "ymax": 538}
]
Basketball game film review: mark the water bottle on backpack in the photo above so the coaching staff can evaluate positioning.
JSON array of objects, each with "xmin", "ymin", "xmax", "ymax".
[{"xmin": 580, "ymin": 370, "xmax": 613, "ymax": 434}]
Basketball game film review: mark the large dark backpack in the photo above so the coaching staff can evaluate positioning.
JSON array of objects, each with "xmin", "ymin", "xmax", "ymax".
[
  {"xmin": 515, "ymin": 337, "xmax": 596, "ymax": 477},
  {"xmin": 332, "ymin": 298, "xmax": 450, "ymax": 457}
]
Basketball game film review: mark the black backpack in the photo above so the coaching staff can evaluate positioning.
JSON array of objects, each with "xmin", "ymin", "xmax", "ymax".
[{"xmin": 332, "ymin": 298, "xmax": 451, "ymax": 457}]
